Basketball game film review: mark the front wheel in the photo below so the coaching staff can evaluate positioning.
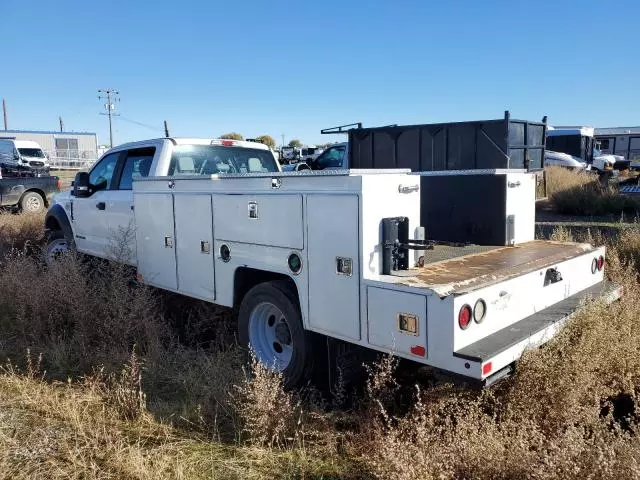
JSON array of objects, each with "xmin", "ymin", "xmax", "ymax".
[
  {"xmin": 238, "ymin": 281, "xmax": 313, "ymax": 388},
  {"xmin": 44, "ymin": 230, "xmax": 73, "ymax": 265}
]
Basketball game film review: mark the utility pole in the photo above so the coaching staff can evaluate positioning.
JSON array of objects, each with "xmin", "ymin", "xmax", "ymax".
[
  {"xmin": 2, "ymin": 98, "xmax": 7, "ymax": 130},
  {"xmin": 59, "ymin": 116, "xmax": 64, "ymax": 132},
  {"xmin": 98, "ymin": 89, "xmax": 120, "ymax": 148},
  {"xmin": 281, "ymin": 133, "xmax": 285, "ymax": 149}
]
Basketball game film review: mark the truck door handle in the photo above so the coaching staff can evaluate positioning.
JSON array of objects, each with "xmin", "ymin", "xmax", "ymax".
[{"xmin": 96, "ymin": 202, "xmax": 106, "ymax": 210}]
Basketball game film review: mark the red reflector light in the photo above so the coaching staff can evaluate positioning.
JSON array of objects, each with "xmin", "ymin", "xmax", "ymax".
[
  {"xmin": 458, "ymin": 305, "xmax": 472, "ymax": 330},
  {"xmin": 220, "ymin": 139, "xmax": 235, "ymax": 146},
  {"xmin": 482, "ymin": 362, "xmax": 492, "ymax": 376},
  {"xmin": 597, "ymin": 255, "xmax": 604, "ymax": 271},
  {"xmin": 56, "ymin": 179, "xmax": 62, "ymax": 190},
  {"xmin": 410, "ymin": 345, "xmax": 426, "ymax": 357}
]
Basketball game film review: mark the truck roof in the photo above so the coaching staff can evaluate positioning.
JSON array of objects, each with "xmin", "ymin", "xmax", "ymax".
[
  {"xmin": 112, "ymin": 137, "xmax": 272, "ymax": 152},
  {"xmin": 594, "ymin": 126, "xmax": 640, "ymax": 136},
  {"xmin": 5, "ymin": 140, "xmax": 44, "ymax": 149},
  {"xmin": 547, "ymin": 126, "xmax": 594, "ymax": 137}
]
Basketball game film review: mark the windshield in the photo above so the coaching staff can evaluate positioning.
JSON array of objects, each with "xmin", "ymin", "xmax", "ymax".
[
  {"xmin": 168, "ymin": 145, "xmax": 279, "ymax": 176},
  {"xmin": 18, "ymin": 148, "xmax": 45, "ymax": 158}
]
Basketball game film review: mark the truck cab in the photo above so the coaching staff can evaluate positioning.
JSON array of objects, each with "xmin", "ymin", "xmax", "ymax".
[
  {"xmin": 44, "ymin": 137, "xmax": 280, "ymax": 263},
  {"xmin": 308, "ymin": 142, "xmax": 349, "ymax": 170}
]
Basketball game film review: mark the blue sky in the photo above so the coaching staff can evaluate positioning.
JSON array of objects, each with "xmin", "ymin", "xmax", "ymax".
[{"xmin": 2, "ymin": 0, "xmax": 638, "ymax": 146}]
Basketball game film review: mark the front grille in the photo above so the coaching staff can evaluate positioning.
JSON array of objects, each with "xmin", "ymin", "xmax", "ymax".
[{"xmin": 29, "ymin": 161, "xmax": 45, "ymax": 167}]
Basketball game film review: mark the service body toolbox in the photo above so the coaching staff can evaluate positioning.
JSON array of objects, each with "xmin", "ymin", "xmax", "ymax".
[{"xmin": 132, "ymin": 168, "xmax": 618, "ymax": 384}]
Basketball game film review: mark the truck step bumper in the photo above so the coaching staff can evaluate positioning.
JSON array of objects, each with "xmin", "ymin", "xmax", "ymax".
[{"xmin": 453, "ymin": 281, "xmax": 622, "ymax": 369}]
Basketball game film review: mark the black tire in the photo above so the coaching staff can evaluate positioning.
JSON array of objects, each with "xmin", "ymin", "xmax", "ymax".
[
  {"xmin": 238, "ymin": 280, "xmax": 313, "ymax": 389},
  {"xmin": 44, "ymin": 230, "xmax": 74, "ymax": 265},
  {"xmin": 20, "ymin": 191, "xmax": 45, "ymax": 213}
]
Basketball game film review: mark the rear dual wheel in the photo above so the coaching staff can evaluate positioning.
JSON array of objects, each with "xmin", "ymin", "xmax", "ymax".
[{"xmin": 238, "ymin": 281, "xmax": 313, "ymax": 388}]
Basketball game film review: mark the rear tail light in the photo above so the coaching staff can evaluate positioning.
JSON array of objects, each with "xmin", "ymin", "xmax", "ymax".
[
  {"xmin": 220, "ymin": 139, "xmax": 235, "ymax": 146},
  {"xmin": 458, "ymin": 304, "xmax": 472, "ymax": 330},
  {"xmin": 410, "ymin": 345, "xmax": 426, "ymax": 357},
  {"xmin": 482, "ymin": 362, "xmax": 493, "ymax": 376},
  {"xmin": 597, "ymin": 255, "xmax": 604, "ymax": 271},
  {"xmin": 473, "ymin": 299, "xmax": 486, "ymax": 323}
]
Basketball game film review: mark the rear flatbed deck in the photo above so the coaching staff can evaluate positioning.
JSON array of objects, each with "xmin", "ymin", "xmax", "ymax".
[{"xmin": 387, "ymin": 241, "xmax": 593, "ymax": 296}]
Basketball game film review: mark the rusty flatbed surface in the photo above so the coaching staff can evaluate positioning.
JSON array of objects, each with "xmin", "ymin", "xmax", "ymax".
[{"xmin": 393, "ymin": 241, "xmax": 593, "ymax": 297}]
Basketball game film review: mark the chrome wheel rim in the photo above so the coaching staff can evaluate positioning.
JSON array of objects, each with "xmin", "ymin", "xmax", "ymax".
[
  {"xmin": 46, "ymin": 238, "xmax": 69, "ymax": 264},
  {"xmin": 25, "ymin": 195, "xmax": 42, "ymax": 212},
  {"xmin": 248, "ymin": 301, "xmax": 293, "ymax": 371}
]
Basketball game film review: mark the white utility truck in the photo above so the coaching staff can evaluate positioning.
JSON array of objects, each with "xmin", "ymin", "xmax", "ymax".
[{"xmin": 44, "ymin": 137, "xmax": 620, "ymax": 387}]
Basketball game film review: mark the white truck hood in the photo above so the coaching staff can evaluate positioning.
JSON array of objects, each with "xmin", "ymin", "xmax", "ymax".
[{"xmin": 544, "ymin": 150, "xmax": 587, "ymax": 169}]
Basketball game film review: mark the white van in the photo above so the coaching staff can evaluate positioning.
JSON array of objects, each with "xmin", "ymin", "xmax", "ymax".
[{"xmin": 0, "ymin": 139, "xmax": 50, "ymax": 170}]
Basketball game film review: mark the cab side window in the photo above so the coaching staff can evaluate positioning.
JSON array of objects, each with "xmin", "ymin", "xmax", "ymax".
[
  {"xmin": 316, "ymin": 146, "xmax": 345, "ymax": 169},
  {"xmin": 117, "ymin": 147, "xmax": 155, "ymax": 190},
  {"xmin": 89, "ymin": 152, "xmax": 120, "ymax": 191}
]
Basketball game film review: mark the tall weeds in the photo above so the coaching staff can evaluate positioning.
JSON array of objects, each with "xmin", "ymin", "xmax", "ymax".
[
  {"xmin": 2, "ymin": 212, "xmax": 640, "ymax": 479},
  {"xmin": 545, "ymin": 166, "xmax": 640, "ymax": 216}
]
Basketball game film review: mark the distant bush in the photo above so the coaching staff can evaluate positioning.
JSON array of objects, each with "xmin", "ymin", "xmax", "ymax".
[
  {"xmin": 255, "ymin": 134, "xmax": 276, "ymax": 149},
  {"xmin": 546, "ymin": 166, "xmax": 640, "ymax": 216},
  {"xmin": 220, "ymin": 132, "xmax": 244, "ymax": 140}
]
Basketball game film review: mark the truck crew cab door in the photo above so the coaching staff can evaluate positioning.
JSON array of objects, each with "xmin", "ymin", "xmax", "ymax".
[
  {"xmin": 72, "ymin": 148, "xmax": 154, "ymax": 261},
  {"xmin": 107, "ymin": 147, "xmax": 155, "ymax": 265},
  {"xmin": 71, "ymin": 152, "xmax": 122, "ymax": 257}
]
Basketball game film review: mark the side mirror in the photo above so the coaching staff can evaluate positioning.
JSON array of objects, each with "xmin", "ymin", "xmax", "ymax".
[{"xmin": 73, "ymin": 172, "xmax": 91, "ymax": 198}]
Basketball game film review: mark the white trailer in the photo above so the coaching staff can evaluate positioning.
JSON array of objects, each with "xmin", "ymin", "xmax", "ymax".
[{"xmin": 44, "ymin": 138, "xmax": 620, "ymax": 387}]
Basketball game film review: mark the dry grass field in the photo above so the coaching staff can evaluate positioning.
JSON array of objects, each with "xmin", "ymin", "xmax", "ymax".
[
  {"xmin": 2, "ymin": 172, "xmax": 640, "ymax": 479},
  {"xmin": 545, "ymin": 166, "xmax": 640, "ymax": 217}
]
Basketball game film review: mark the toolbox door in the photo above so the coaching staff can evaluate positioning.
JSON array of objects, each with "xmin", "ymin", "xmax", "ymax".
[
  {"xmin": 134, "ymin": 193, "xmax": 177, "ymax": 291},
  {"xmin": 307, "ymin": 194, "xmax": 360, "ymax": 340},
  {"xmin": 175, "ymin": 194, "xmax": 215, "ymax": 300}
]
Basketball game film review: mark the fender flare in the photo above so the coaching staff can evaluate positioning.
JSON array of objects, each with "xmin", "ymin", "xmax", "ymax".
[{"xmin": 45, "ymin": 204, "xmax": 74, "ymax": 241}]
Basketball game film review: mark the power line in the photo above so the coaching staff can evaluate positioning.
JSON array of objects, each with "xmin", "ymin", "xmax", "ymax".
[
  {"xmin": 98, "ymin": 88, "xmax": 119, "ymax": 148},
  {"xmin": 116, "ymin": 115, "xmax": 164, "ymax": 133}
]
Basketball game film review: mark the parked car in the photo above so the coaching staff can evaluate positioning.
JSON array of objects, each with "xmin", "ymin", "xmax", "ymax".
[
  {"xmin": 544, "ymin": 150, "xmax": 589, "ymax": 170},
  {"xmin": 0, "ymin": 165, "xmax": 60, "ymax": 212},
  {"xmin": 0, "ymin": 139, "xmax": 50, "ymax": 172},
  {"xmin": 281, "ymin": 146, "xmax": 300, "ymax": 164},
  {"xmin": 300, "ymin": 145, "xmax": 324, "ymax": 163}
]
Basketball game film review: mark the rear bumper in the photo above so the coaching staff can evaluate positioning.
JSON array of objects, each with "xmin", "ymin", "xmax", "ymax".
[{"xmin": 453, "ymin": 281, "xmax": 621, "ymax": 382}]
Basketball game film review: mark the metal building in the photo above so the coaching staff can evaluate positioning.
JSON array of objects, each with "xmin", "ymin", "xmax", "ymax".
[
  {"xmin": 594, "ymin": 126, "xmax": 640, "ymax": 162},
  {"xmin": 0, "ymin": 129, "xmax": 98, "ymax": 169}
]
